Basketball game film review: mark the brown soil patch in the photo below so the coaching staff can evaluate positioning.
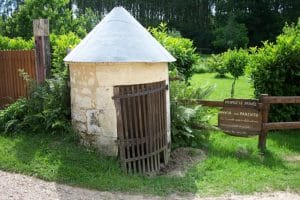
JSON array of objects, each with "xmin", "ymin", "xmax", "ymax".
[{"xmin": 159, "ymin": 147, "xmax": 206, "ymax": 177}]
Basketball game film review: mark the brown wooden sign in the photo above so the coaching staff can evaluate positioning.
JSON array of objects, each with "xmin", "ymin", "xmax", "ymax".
[{"xmin": 218, "ymin": 99, "xmax": 262, "ymax": 137}]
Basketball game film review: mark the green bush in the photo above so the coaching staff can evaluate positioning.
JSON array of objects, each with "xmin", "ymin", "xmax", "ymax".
[
  {"xmin": 0, "ymin": 72, "xmax": 73, "ymax": 135},
  {"xmin": 249, "ymin": 19, "xmax": 300, "ymax": 122},
  {"xmin": 0, "ymin": 35, "xmax": 34, "ymax": 50},
  {"xmin": 50, "ymin": 33, "xmax": 81, "ymax": 76},
  {"xmin": 207, "ymin": 54, "xmax": 227, "ymax": 77},
  {"xmin": 223, "ymin": 48, "xmax": 249, "ymax": 97},
  {"xmin": 170, "ymin": 77, "xmax": 214, "ymax": 148},
  {"xmin": 149, "ymin": 23, "xmax": 199, "ymax": 81}
]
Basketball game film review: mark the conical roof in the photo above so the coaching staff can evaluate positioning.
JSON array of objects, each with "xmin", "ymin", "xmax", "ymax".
[{"xmin": 64, "ymin": 7, "xmax": 176, "ymax": 63}]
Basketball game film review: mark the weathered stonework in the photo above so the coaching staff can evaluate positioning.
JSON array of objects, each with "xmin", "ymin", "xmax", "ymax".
[{"xmin": 68, "ymin": 62, "xmax": 171, "ymax": 156}]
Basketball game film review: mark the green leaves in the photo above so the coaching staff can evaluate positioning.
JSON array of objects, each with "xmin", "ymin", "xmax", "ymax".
[
  {"xmin": 0, "ymin": 76, "xmax": 72, "ymax": 135},
  {"xmin": 0, "ymin": 35, "xmax": 34, "ymax": 50},
  {"xmin": 250, "ymin": 19, "xmax": 300, "ymax": 122},
  {"xmin": 149, "ymin": 23, "xmax": 199, "ymax": 81},
  {"xmin": 50, "ymin": 33, "xmax": 80, "ymax": 77},
  {"xmin": 170, "ymin": 80, "xmax": 214, "ymax": 148}
]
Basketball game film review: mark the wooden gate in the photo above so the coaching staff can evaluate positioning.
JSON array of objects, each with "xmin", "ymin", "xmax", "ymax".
[
  {"xmin": 0, "ymin": 50, "xmax": 36, "ymax": 109},
  {"xmin": 113, "ymin": 81, "xmax": 168, "ymax": 173}
]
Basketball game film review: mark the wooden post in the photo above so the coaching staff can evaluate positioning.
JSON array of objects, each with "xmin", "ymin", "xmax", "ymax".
[
  {"xmin": 33, "ymin": 19, "xmax": 51, "ymax": 83},
  {"xmin": 258, "ymin": 94, "xmax": 270, "ymax": 153}
]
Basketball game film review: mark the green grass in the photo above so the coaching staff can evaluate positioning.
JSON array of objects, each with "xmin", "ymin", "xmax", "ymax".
[
  {"xmin": 0, "ymin": 72, "xmax": 299, "ymax": 196},
  {"xmin": 190, "ymin": 73, "xmax": 255, "ymax": 100}
]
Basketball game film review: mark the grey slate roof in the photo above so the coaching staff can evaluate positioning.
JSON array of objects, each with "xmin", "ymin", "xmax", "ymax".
[{"xmin": 64, "ymin": 7, "xmax": 176, "ymax": 63}]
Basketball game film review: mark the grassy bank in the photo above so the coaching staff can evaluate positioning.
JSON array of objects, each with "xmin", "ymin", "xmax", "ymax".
[{"xmin": 0, "ymin": 73, "xmax": 299, "ymax": 196}]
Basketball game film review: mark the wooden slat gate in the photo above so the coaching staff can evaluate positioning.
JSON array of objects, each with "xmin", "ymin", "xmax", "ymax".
[
  {"xmin": 0, "ymin": 50, "xmax": 36, "ymax": 109},
  {"xmin": 113, "ymin": 81, "xmax": 168, "ymax": 173}
]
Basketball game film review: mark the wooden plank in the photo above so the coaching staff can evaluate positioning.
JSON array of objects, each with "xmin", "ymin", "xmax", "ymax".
[
  {"xmin": 126, "ymin": 86, "xmax": 137, "ymax": 173},
  {"xmin": 137, "ymin": 84, "xmax": 146, "ymax": 173},
  {"xmin": 141, "ymin": 84, "xmax": 150, "ymax": 172},
  {"xmin": 147, "ymin": 83, "xmax": 154, "ymax": 171},
  {"xmin": 258, "ymin": 94, "xmax": 270, "ymax": 152},
  {"xmin": 113, "ymin": 87, "xmax": 126, "ymax": 171},
  {"xmin": 122, "ymin": 87, "xmax": 131, "ymax": 173},
  {"xmin": 179, "ymin": 99, "xmax": 224, "ymax": 107},
  {"xmin": 131, "ymin": 85, "xmax": 141, "ymax": 173},
  {"xmin": 264, "ymin": 122, "xmax": 300, "ymax": 131},
  {"xmin": 263, "ymin": 96, "xmax": 300, "ymax": 104}
]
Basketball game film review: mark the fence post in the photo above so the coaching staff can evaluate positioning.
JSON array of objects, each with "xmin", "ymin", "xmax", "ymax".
[
  {"xmin": 258, "ymin": 94, "xmax": 270, "ymax": 153},
  {"xmin": 33, "ymin": 19, "xmax": 51, "ymax": 83}
]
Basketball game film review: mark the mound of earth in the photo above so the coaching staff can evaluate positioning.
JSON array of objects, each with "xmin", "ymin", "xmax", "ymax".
[{"xmin": 159, "ymin": 147, "xmax": 206, "ymax": 177}]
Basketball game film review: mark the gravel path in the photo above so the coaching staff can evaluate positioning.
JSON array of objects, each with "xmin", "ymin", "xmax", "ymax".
[{"xmin": 0, "ymin": 170, "xmax": 299, "ymax": 200}]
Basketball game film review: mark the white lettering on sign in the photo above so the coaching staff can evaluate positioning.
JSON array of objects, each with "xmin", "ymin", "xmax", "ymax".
[{"xmin": 218, "ymin": 100, "xmax": 262, "ymax": 136}]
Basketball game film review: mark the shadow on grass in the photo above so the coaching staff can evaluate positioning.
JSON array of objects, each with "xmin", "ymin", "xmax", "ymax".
[
  {"xmin": 3, "ymin": 132, "xmax": 197, "ymax": 196},
  {"xmin": 267, "ymin": 130, "xmax": 300, "ymax": 153},
  {"xmin": 204, "ymin": 132, "xmax": 291, "ymax": 170},
  {"xmin": 208, "ymin": 144, "xmax": 288, "ymax": 170}
]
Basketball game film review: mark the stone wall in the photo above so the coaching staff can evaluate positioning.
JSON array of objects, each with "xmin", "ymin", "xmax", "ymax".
[{"xmin": 68, "ymin": 62, "xmax": 170, "ymax": 156}]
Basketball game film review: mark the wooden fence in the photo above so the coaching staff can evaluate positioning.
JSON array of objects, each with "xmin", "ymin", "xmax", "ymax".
[
  {"xmin": 0, "ymin": 50, "xmax": 36, "ymax": 108},
  {"xmin": 182, "ymin": 95, "xmax": 300, "ymax": 152}
]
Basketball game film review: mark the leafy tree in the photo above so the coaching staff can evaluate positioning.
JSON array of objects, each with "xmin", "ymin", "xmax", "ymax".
[
  {"xmin": 222, "ymin": 48, "xmax": 248, "ymax": 97},
  {"xmin": 212, "ymin": 15, "xmax": 249, "ymax": 52},
  {"xmin": 1, "ymin": 0, "xmax": 100, "ymax": 39}
]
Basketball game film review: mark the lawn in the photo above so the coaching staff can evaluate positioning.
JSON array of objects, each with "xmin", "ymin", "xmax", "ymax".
[
  {"xmin": 190, "ymin": 73, "xmax": 255, "ymax": 100},
  {"xmin": 0, "ymin": 72, "xmax": 299, "ymax": 196}
]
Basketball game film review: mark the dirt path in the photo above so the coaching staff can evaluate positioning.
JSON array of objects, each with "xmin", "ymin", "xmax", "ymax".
[{"xmin": 0, "ymin": 170, "xmax": 299, "ymax": 200}]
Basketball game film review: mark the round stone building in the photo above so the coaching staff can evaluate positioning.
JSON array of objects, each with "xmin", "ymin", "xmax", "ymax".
[{"xmin": 64, "ymin": 7, "xmax": 175, "ymax": 172}]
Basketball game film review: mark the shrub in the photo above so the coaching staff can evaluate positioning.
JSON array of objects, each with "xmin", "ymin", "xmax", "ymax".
[
  {"xmin": 170, "ymin": 77, "xmax": 214, "ymax": 148},
  {"xmin": 50, "ymin": 33, "xmax": 81, "ymax": 76},
  {"xmin": 192, "ymin": 56, "xmax": 211, "ymax": 74},
  {"xmin": 223, "ymin": 48, "xmax": 249, "ymax": 97},
  {"xmin": 0, "ymin": 35, "xmax": 34, "ymax": 50},
  {"xmin": 207, "ymin": 54, "xmax": 227, "ymax": 77},
  {"xmin": 249, "ymin": 19, "xmax": 300, "ymax": 122},
  {"xmin": 0, "ymin": 72, "xmax": 73, "ymax": 135},
  {"xmin": 149, "ymin": 23, "xmax": 199, "ymax": 81}
]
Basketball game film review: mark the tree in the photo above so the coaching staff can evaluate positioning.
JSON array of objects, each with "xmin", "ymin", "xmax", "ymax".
[
  {"xmin": 222, "ymin": 48, "xmax": 248, "ymax": 98},
  {"xmin": 1, "ymin": 0, "xmax": 100, "ymax": 39},
  {"xmin": 212, "ymin": 15, "xmax": 249, "ymax": 52}
]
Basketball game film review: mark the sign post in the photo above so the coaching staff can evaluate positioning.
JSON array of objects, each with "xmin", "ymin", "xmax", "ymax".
[
  {"xmin": 33, "ymin": 19, "xmax": 51, "ymax": 83},
  {"xmin": 218, "ymin": 99, "xmax": 262, "ymax": 137}
]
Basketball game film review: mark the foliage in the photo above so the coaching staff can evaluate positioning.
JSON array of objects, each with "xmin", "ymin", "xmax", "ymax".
[
  {"xmin": 213, "ymin": 15, "xmax": 249, "ymax": 52},
  {"xmin": 249, "ymin": 19, "xmax": 300, "ymax": 122},
  {"xmin": 150, "ymin": 23, "xmax": 200, "ymax": 81},
  {"xmin": 170, "ymin": 79, "xmax": 214, "ymax": 148},
  {"xmin": 72, "ymin": 0, "xmax": 300, "ymax": 52},
  {"xmin": 222, "ymin": 48, "xmax": 249, "ymax": 97},
  {"xmin": 0, "ymin": 34, "xmax": 33, "ymax": 50},
  {"xmin": 206, "ymin": 54, "xmax": 227, "ymax": 78},
  {"xmin": 214, "ymin": 0, "xmax": 300, "ymax": 48},
  {"xmin": 50, "ymin": 32, "xmax": 81, "ymax": 76},
  {"xmin": 192, "ymin": 55, "xmax": 212, "ymax": 74},
  {"xmin": 0, "ymin": 72, "xmax": 72, "ymax": 135},
  {"xmin": 0, "ymin": 0, "xmax": 100, "ymax": 39},
  {"xmin": 1, "ymin": 0, "xmax": 300, "ymax": 52}
]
